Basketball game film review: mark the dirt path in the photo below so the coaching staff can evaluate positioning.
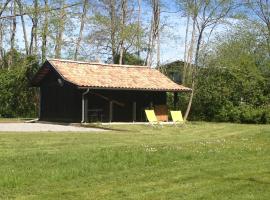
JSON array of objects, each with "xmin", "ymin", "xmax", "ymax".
[{"xmin": 0, "ymin": 123, "xmax": 105, "ymax": 132}]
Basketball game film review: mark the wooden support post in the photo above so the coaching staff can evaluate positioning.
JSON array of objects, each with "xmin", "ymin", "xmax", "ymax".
[
  {"xmin": 39, "ymin": 88, "xmax": 42, "ymax": 120},
  {"xmin": 150, "ymin": 101, "xmax": 153, "ymax": 109},
  {"xmin": 81, "ymin": 89, "xmax": 89, "ymax": 123},
  {"xmin": 109, "ymin": 101, "xmax": 113, "ymax": 122},
  {"xmin": 173, "ymin": 92, "xmax": 178, "ymax": 110},
  {"xmin": 82, "ymin": 95, "xmax": 88, "ymax": 123},
  {"xmin": 84, "ymin": 96, "xmax": 88, "ymax": 123},
  {"xmin": 132, "ymin": 102, "xmax": 136, "ymax": 122}
]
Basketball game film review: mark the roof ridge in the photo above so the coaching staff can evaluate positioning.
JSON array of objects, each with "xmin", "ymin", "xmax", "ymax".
[{"xmin": 47, "ymin": 58, "xmax": 150, "ymax": 68}]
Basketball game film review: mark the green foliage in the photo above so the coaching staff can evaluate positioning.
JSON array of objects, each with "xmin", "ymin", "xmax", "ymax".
[
  {"xmin": 168, "ymin": 22, "xmax": 270, "ymax": 124},
  {"xmin": 0, "ymin": 51, "xmax": 39, "ymax": 118},
  {"xmin": 113, "ymin": 52, "xmax": 144, "ymax": 65},
  {"xmin": 193, "ymin": 23, "xmax": 270, "ymax": 123}
]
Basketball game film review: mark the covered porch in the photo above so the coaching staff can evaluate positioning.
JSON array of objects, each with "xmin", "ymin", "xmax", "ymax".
[{"xmin": 81, "ymin": 89, "xmax": 180, "ymax": 123}]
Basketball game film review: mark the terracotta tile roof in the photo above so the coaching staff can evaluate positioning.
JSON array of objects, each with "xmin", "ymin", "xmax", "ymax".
[{"xmin": 33, "ymin": 59, "xmax": 191, "ymax": 92}]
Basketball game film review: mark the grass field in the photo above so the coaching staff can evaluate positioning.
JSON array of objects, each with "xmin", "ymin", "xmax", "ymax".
[{"xmin": 0, "ymin": 122, "xmax": 270, "ymax": 199}]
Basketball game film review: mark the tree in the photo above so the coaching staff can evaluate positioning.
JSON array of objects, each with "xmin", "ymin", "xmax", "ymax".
[
  {"xmin": 74, "ymin": 0, "xmax": 88, "ymax": 60},
  {"xmin": 8, "ymin": 0, "xmax": 17, "ymax": 68},
  {"xmin": 41, "ymin": 0, "xmax": 49, "ymax": 62},
  {"xmin": 16, "ymin": 0, "xmax": 29, "ymax": 55},
  {"xmin": 54, "ymin": 0, "xmax": 67, "ymax": 58},
  {"xmin": 145, "ymin": 0, "xmax": 160, "ymax": 66},
  {"xmin": 177, "ymin": 0, "xmax": 236, "ymax": 120},
  {"xmin": 191, "ymin": 22, "xmax": 270, "ymax": 123},
  {"xmin": 136, "ymin": 0, "xmax": 141, "ymax": 56},
  {"xmin": 29, "ymin": 0, "xmax": 39, "ymax": 55},
  {"xmin": 90, "ymin": 0, "xmax": 144, "ymax": 63},
  {"xmin": 119, "ymin": 0, "xmax": 127, "ymax": 64},
  {"xmin": 246, "ymin": 0, "xmax": 270, "ymax": 55}
]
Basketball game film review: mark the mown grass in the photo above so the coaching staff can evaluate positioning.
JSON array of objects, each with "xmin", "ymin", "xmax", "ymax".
[{"xmin": 0, "ymin": 122, "xmax": 269, "ymax": 199}]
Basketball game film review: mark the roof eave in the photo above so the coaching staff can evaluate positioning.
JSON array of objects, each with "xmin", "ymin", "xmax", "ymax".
[{"xmin": 77, "ymin": 86, "xmax": 192, "ymax": 92}]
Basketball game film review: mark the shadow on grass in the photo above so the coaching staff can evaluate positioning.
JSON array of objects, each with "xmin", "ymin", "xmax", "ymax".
[
  {"xmin": 81, "ymin": 124, "xmax": 139, "ymax": 132},
  {"xmin": 81, "ymin": 123, "xmax": 168, "ymax": 132},
  {"xmin": 200, "ymin": 168, "xmax": 270, "ymax": 186}
]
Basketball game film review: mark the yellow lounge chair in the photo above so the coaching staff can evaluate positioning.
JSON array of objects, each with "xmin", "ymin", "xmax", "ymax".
[
  {"xmin": 145, "ymin": 110, "xmax": 161, "ymax": 126},
  {"xmin": 170, "ymin": 110, "xmax": 185, "ymax": 125}
]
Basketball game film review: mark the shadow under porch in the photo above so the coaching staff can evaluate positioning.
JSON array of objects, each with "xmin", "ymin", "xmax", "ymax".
[{"xmin": 82, "ymin": 90, "xmax": 167, "ymax": 123}]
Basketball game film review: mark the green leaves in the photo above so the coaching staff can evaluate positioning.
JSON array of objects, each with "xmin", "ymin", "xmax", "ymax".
[
  {"xmin": 0, "ymin": 51, "xmax": 39, "ymax": 118},
  {"xmin": 181, "ymin": 21, "xmax": 270, "ymax": 123}
]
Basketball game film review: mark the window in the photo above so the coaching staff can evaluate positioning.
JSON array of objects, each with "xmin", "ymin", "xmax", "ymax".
[{"xmin": 169, "ymin": 72, "xmax": 181, "ymax": 83}]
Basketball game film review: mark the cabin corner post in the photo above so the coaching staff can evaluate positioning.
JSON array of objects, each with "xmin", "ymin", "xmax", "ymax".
[
  {"xmin": 109, "ymin": 101, "xmax": 113, "ymax": 123},
  {"xmin": 38, "ymin": 87, "xmax": 42, "ymax": 120},
  {"xmin": 132, "ymin": 101, "xmax": 136, "ymax": 122},
  {"xmin": 81, "ymin": 89, "xmax": 90, "ymax": 123}
]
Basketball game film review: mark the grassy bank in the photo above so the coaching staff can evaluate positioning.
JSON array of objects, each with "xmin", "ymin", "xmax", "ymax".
[{"xmin": 0, "ymin": 122, "xmax": 269, "ymax": 199}]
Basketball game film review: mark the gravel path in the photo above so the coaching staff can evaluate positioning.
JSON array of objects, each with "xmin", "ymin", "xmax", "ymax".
[{"xmin": 0, "ymin": 123, "xmax": 105, "ymax": 132}]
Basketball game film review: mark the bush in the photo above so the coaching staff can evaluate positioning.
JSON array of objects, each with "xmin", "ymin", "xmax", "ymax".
[
  {"xmin": 0, "ymin": 53, "xmax": 39, "ymax": 118},
  {"xmin": 239, "ymin": 105, "xmax": 263, "ymax": 124},
  {"xmin": 261, "ymin": 106, "xmax": 270, "ymax": 124}
]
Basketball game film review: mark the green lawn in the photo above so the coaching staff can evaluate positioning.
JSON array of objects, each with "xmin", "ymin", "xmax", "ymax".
[{"xmin": 0, "ymin": 122, "xmax": 269, "ymax": 199}]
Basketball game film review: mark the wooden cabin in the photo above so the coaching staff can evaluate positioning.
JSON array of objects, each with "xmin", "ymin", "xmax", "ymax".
[{"xmin": 31, "ymin": 59, "xmax": 191, "ymax": 123}]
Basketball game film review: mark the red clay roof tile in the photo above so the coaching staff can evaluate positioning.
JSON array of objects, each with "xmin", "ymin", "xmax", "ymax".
[{"xmin": 33, "ymin": 59, "xmax": 191, "ymax": 92}]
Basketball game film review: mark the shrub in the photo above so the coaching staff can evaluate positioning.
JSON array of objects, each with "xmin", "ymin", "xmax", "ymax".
[
  {"xmin": 261, "ymin": 106, "xmax": 270, "ymax": 124},
  {"xmin": 0, "ymin": 53, "xmax": 39, "ymax": 118},
  {"xmin": 239, "ymin": 105, "xmax": 262, "ymax": 124}
]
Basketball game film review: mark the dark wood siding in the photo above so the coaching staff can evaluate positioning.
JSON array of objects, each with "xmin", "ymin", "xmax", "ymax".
[{"xmin": 40, "ymin": 71, "xmax": 82, "ymax": 122}]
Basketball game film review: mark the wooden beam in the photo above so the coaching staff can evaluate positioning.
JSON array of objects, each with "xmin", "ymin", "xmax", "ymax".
[{"xmin": 90, "ymin": 91, "xmax": 125, "ymax": 107}]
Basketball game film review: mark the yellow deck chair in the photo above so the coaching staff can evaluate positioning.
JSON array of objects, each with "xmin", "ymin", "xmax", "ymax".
[
  {"xmin": 170, "ymin": 111, "xmax": 185, "ymax": 125},
  {"xmin": 145, "ymin": 110, "xmax": 161, "ymax": 126}
]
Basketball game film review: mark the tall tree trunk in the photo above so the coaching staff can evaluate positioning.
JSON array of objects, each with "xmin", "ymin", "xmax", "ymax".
[
  {"xmin": 109, "ymin": 0, "xmax": 116, "ymax": 63},
  {"xmin": 29, "ymin": 0, "xmax": 38, "ymax": 55},
  {"xmin": 119, "ymin": 0, "xmax": 127, "ymax": 65},
  {"xmin": 10, "ymin": 0, "xmax": 16, "ymax": 51},
  {"xmin": 182, "ymin": 14, "xmax": 190, "ymax": 85},
  {"xmin": 0, "ymin": 0, "xmax": 12, "ymax": 17},
  {"xmin": 16, "ymin": 0, "xmax": 28, "ymax": 55},
  {"xmin": 184, "ymin": 27, "xmax": 204, "ymax": 121},
  {"xmin": 156, "ymin": 28, "xmax": 160, "ymax": 67},
  {"xmin": 266, "ymin": 23, "xmax": 270, "ymax": 56},
  {"xmin": 74, "ymin": 0, "xmax": 88, "ymax": 60},
  {"xmin": 41, "ymin": 0, "xmax": 48, "ymax": 62},
  {"xmin": 9, "ymin": 0, "xmax": 16, "ymax": 69},
  {"xmin": 0, "ymin": 22, "xmax": 4, "ymax": 61},
  {"xmin": 0, "ymin": 21, "xmax": 4, "ymax": 69},
  {"xmin": 136, "ymin": 0, "xmax": 141, "ymax": 56},
  {"xmin": 156, "ymin": 4, "xmax": 160, "ymax": 67},
  {"xmin": 145, "ymin": 0, "xmax": 160, "ymax": 67},
  {"xmin": 185, "ymin": 18, "xmax": 196, "ymax": 85},
  {"xmin": 54, "ymin": 1, "xmax": 66, "ymax": 58},
  {"xmin": 144, "ymin": 15, "xmax": 153, "ymax": 66}
]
